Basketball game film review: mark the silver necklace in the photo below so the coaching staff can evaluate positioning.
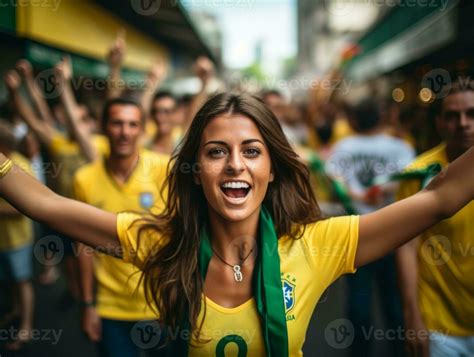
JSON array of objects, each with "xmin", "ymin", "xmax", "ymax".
[{"xmin": 212, "ymin": 246, "xmax": 255, "ymax": 282}]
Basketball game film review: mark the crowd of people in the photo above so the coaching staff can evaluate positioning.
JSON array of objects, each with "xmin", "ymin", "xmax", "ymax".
[{"xmin": 0, "ymin": 30, "xmax": 473, "ymax": 357}]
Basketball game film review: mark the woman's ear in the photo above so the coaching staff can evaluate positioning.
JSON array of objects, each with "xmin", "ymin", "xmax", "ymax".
[{"xmin": 269, "ymin": 170, "xmax": 274, "ymax": 183}]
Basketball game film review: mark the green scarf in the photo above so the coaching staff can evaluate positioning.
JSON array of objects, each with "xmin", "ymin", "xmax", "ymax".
[
  {"xmin": 308, "ymin": 152, "xmax": 356, "ymax": 214},
  {"xmin": 174, "ymin": 206, "xmax": 289, "ymax": 356},
  {"xmin": 370, "ymin": 163, "xmax": 442, "ymax": 189}
]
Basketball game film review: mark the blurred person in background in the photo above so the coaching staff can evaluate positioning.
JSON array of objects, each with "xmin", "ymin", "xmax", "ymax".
[
  {"xmin": 4, "ymin": 57, "xmax": 108, "ymax": 304},
  {"xmin": 396, "ymin": 80, "xmax": 474, "ymax": 357},
  {"xmin": 261, "ymin": 89, "xmax": 308, "ymax": 147},
  {"xmin": 327, "ymin": 98, "xmax": 415, "ymax": 357},
  {"xmin": 74, "ymin": 97, "xmax": 169, "ymax": 357},
  {"xmin": 173, "ymin": 94, "xmax": 194, "ymax": 129},
  {"xmin": 143, "ymin": 56, "xmax": 215, "ymax": 156},
  {"xmin": 306, "ymin": 71, "xmax": 353, "ymax": 159},
  {"xmin": 380, "ymin": 100, "xmax": 416, "ymax": 149},
  {"xmin": 147, "ymin": 91, "xmax": 179, "ymax": 155},
  {"xmin": 0, "ymin": 121, "xmax": 35, "ymax": 351}
]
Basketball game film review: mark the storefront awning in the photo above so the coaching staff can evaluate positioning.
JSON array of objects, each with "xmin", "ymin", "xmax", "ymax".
[{"xmin": 345, "ymin": 1, "xmax": 459, "ymax": 82}]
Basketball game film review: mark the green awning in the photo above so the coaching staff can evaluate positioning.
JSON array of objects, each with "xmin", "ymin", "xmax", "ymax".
[
  {"xmin": 345, "ymin": 0, "xmax": 458, "ymax": 82},
  {"xmin": 0, "ymin": 2, "xmax": 15, "ymax": 34},
  {"xmin": 25, "ymin": 41, "xmax": 146, "ymax": 83}
]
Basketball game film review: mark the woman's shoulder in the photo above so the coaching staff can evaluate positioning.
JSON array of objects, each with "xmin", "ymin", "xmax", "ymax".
[
  {"xmin": 303, "ymin": 215, "xmax": 359, "ymax": 237},
  {"xmin": 279, "ymin": 215, "xmax": 359, "ymax": 250}
]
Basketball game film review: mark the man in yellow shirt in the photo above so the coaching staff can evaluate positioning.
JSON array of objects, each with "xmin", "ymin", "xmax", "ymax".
[
  {"xmin": 73, "ymin": 98, "xmax": 169, "ymax": 357},
  {"xmin": 397, "ymin": 81, "xmax": 474, "ymax": 356},
  {"xmin": 0, "ymin": 122, "xmax": 35, "ymax": 351}
]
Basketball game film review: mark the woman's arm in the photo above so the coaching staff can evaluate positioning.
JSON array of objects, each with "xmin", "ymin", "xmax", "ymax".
[
  {"xmin": 0, "ymin": 153, "xmax": 119, "ymax": 255},
  {"xmin": 356, "ymin": 147, "xmax": 474, "ymax": 267}
]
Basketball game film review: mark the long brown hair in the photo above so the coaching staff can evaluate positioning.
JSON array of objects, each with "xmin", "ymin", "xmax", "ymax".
[{"xmin": 138, "ymin": 92, "xmax": 321, "ymax": 338}]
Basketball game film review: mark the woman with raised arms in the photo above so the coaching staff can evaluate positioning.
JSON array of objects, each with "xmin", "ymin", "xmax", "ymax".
[{"xmin": 0, "ymin": 93, "xmax": 473, "ymax": 356}]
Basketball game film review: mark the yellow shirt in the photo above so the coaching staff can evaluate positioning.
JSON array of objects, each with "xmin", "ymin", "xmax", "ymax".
[
  {"xmin": 0, "ymin": 152, "xmax": 34, "ymax": 250},
  {"xmin": 117, "ymin": 212, "xmax": 359, "ymax": 356},
  {"xmin": 49, "ymin": 132, "xmax": 109, "ymax": 197},
  {"xmin": 397, "ymin": 143, "xmax": 474, "ymax": 336},
  {"xmin": 73, "ymin": 150, "xmax": 169, "ymax": 321}
]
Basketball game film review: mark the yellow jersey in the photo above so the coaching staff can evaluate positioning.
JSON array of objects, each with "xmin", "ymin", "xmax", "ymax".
[
  {"xmin": 397, "ymin": 143, "xmax": 474, "ymax": 336},
  {"xmin": 0, "ymin": 152, "xmax": 34, "ymax": 250},
  {"xmin": 49, "ymin": 131, "xmax": 109, "ymax": 197},
  {"xmin": 73, "ymin": 150, "xmax": 169, "ymax": 321},
  {"xmin": 117, "ymin": 211, "xmax": 359, "ymax": 355}
]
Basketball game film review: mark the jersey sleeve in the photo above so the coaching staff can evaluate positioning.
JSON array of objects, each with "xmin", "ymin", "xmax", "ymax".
[
  {"xmin": 116, "ymin": 212, "xmax": 165, "ymax": 269},
  {"xmin": 303, "ymin": 215, "xmax": 359, "ymax": 283}
]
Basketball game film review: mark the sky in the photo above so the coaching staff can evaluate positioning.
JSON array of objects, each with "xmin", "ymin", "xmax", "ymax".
[{"xmin": 184, "ymin": 0, "xmax": 297, "ymax": 73}]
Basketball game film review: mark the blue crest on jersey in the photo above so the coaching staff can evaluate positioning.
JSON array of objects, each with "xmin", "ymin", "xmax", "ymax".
[
  {"xmin": 139, "ymin": 192, "xmax": 154, "ymax": 209},
  {"xmin": 282, "ymin": 279, "xmax": 296, "ymax": 313}
]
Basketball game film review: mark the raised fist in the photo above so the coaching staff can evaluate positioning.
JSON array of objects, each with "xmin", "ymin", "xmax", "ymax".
[
  {"xmin": 4, "ymin": 70, "xmax": 21, "ymax": 91},
  {"xmin": 194, "ymin": 56, "xmax": 214, "ymax": 84},
  {"xmin": 16, "ymin": 59, "xmax": 34, "ymax": 78},
  {"xmin": 107, "ymin": 29, "xmax": 126, "ymax": 67},
  {"xmin": 54, "ymin": 56, "xmax": 73, "ymax": 82},
  {"xmin": 147, "ymin": 58, "xmax": 167, "ymax": 85}
]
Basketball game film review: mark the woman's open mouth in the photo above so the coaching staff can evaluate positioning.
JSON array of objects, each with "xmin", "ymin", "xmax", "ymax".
[{"xmin": 220, "ymin": 181, "xmax": 251, "ymax": 199}]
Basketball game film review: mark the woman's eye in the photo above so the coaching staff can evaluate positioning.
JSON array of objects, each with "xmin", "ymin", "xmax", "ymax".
[
  {"xmin": 245, "ymin": 148, "xmax": 261, "ymax": 157},
  {"xmin": 208, "ymin": 148, "xmax": 226, "ymax": 157}
]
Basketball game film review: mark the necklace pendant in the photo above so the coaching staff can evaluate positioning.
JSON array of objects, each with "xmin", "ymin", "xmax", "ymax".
[{"xmin": 233, "ymin": 265, "xmax": 243, "ymax": 282}]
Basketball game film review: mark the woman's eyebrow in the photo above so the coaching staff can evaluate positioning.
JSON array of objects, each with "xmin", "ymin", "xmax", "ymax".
[
  {"xmin": 203, "ymin": 139, "xmax": 264, "ymax": 146},
  {"xmin": 204, "ymin": 140, "xmax": 228, "ymax": 147},
  {"xmin": 242, "ymin": 139, "xmax": 264, "ymax": 145}
]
